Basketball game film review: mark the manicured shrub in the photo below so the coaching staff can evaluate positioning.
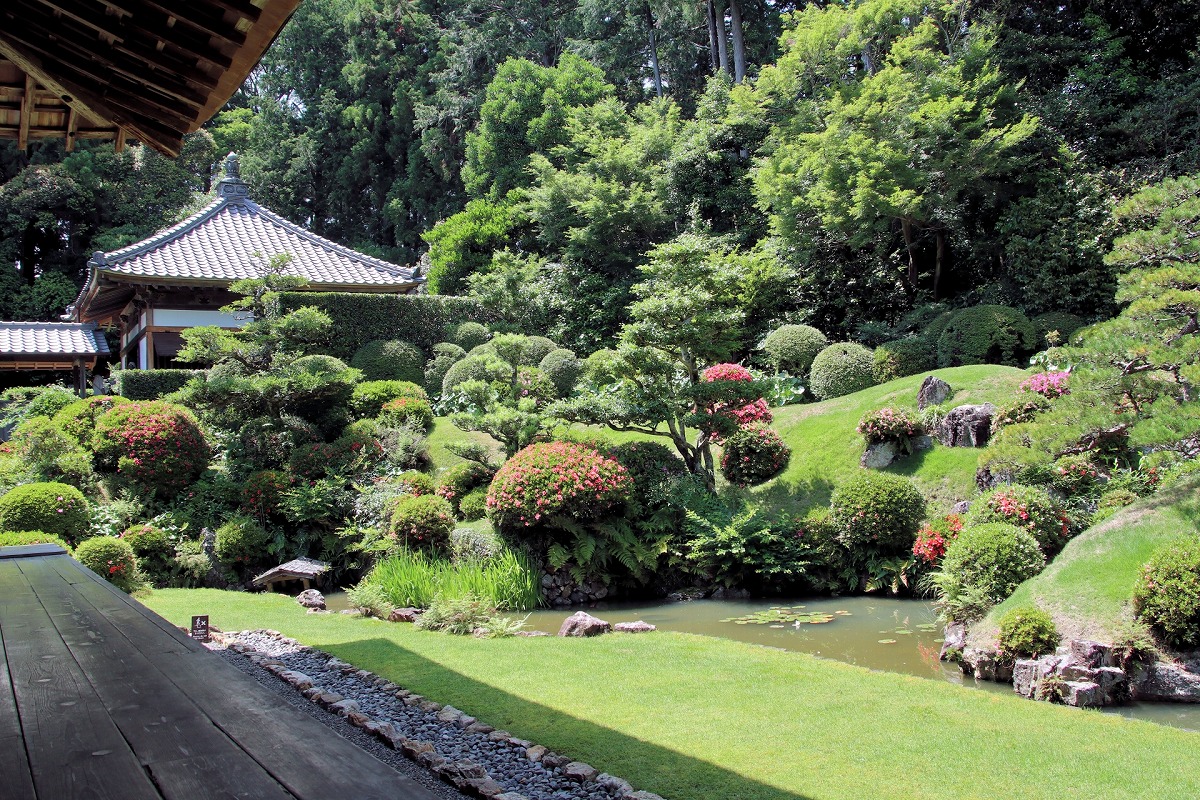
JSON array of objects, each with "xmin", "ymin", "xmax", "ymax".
[
  {"xmin": 290, "ymin": 354, "xmax": 354, "ymax": 377},
  {"xmin": 437, "ymin": 461, "xmax": 495, "ymax": 515},
  {"xmin": 92, "ymin": 401, "xmax": 210, "ymax": 498},
  {"xmin": 113, "ymin": 369, "xmax": 203, "ymax": 400},
  {"xmin": 998, "ymin": 605, "xmax": 1061, "ymax": 658},
  {"xmin": 121, "ymin": 523, "xmax": 175, "ymax": 582},
  {"xmin": 388, "ymin": 494, "xmax": 455, "ymax": 553},
  {"xmin": 53, "ymin": 395, "xmax": 130, "ymax": 444},
  {"xmin": 939, "ymin": 523, "xmax": 1045, "ymax": 616},
  {"xmin": 873, "ymin": 337, "xmax": 936, "ymax": 383},
  {"xmin": 442, "ymin": 354, "xmax": 510, "ymax": 396},
  {"xmin": 423, "ymin": 342, "xmax": 467, "ymax": 398},
  {"xmin": 240, "ymin": 470, "xmax": 293, "ymax": 519},
  {"xmin": 349, "ymin": 380, "xmax": 428, "ymax": 418},
  {"xmin": 967, "ymin": 484, "xmax": 1071, "ymax": 554},
  {"xmin": 0, "ymin": 531, "xmax": 72, "ymax": 551},
  {"xmin": 936, "ymin": 305, "xmax": 1037, "ymax": 368},
  {"xmin": 75, "ymin": 536, "xmax": 139, "ymax": 592},
  {"xmin": 520, "ymin": 336, "xmax": 559, "ymax": 366},
  {"xmin": 761, "ymin": 324, "xmax": 828, "ymax": 375},
  {"xmin": 582, "ymin": 348, "xmax": 622, "ymax": 386},
  {"xmin": 213, "ymin": 515, "xmax": 270, "ymax": 567},
  {"xmin": 912, "ymin": 513, "xmax": 964, "ymax": 565},
  {"xmin": 459, "ymin": 488, "xmax": 488, "ymax": 521},
  {"xmin": 539, "ymin": 348, "xmax": 582, "ymax": 397},
  {"xmin": 378, "ymin": 396, "xmax": 434, "ymax": 431},
  {"xmin": 7, "ymin": 417, "xmax": 92, "ymax": 484},
  {"xmin": 350, "ymin": 339, "xmax": 424, "ymax": 383},
  {"xmin": 486, "ymin": 441, "xmax": 631, "ymax": 530},
  {"xmin": 449, "ymin": 321, "xmax": 490, "ymax": 351},
  {"xmin": 1051, "ymin": 454, "xmax": 1103, "ymax": 497},
  {"xmin": 0, "ymin": 482, "xmax": 90, "ymax": 544},
  {"xmin": 829, "ymin": 472, "xmax": 926, "ymax": 556},
  {"xmin": 809, "ymin": 343, "xmax": 877, "ymax": 400},
  {"xmin": 720, "ymin": 425, "xmax": 791, "ymax": 486},
  {"xmin": 1133, "ymin": 541, "xmax": 1200, "ymax": 649},
  {"xmin": 1032, "ymin": 312, "xmax": 1085, "ymax": 346},
  {"xmin": 394, "ymin": 469, "xmax": 437, "ymax": 497}
]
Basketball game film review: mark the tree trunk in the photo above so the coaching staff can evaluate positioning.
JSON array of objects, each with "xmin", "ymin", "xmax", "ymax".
[
  {"xmin": 900, "ymin": 217, "xmax": 919, "ymax": 292},
  {"xmin": 714, "ymin": 2, "xmax": 730, "ymax": 78},
  {"xmin": 934, "ymin": 228, "xmax": 947, "ymax": 300},
  {"xmin": 728, "ymin": 0, "xmax": 746, "ymax": 83},
  {"xmin": 645, "ymin": 3, "xmax": 663, "ymax": 97},
  {"xmin": 706, "ymin": 1, "xmax": 720, "ymax": 73}
]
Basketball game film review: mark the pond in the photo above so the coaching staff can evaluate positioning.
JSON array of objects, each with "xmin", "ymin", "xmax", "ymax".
[{"xmin": 325, "ymin": 592, "xmax": 1200, "ymax": 731}]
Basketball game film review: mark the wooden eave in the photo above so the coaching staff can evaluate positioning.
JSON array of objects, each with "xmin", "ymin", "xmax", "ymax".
[{"xmin": 0, "ymin": 0, "xmax": 301, "ymax": 156}]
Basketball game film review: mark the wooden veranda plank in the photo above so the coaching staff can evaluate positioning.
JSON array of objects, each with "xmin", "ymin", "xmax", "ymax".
[
  {"xmin": 0, "ymin": 570, "xmax": 37, "ymax": 800},
  {"xmin": 23, "ymin": 557, "xmax": 297, "ymax": 800},
  {"xmin": 0, "ymin": 558, "xmax": 161, "ymax": 800}
]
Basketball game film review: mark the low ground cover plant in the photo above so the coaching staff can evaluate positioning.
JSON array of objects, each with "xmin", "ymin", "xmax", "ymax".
[{"xmin": 997, "ymin": 605, "xmax": 1060, "ymax": 658}]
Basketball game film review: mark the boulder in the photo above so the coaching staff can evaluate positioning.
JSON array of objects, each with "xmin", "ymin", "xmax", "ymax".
[
  {"xmin": 1068, "ymin": 639, "xmax": 1115, "ymax": 669},
  {"xmin": 937, "ymin": 403, "xmax": 997, "ymax": 447},
  {"xmin": 917, "ymin": 376, "xmax": 952, "ymax": 409},
  {"xmin": 860, "ymin": 440, "xmax": 898, "ymax": 469},
  {"xmin": 388, "ymin": 607, "xmax": 421, "ymax": 623},
  {"xmin": 561, "ymin": 761, "xmax": 599, "ymax": 783},
  {"xmin": 614, "ymin": 621, "xmax": 656, "ymax": 633},
  {"xmin": 1135, "ymin": 661, "xmax": 1200, "ymax": 702},
  {"xmin": 939, "ymin": 622, "xmax": 967, "ymax": 661},
  {"xmin": 296, "ymin": 589, "xmax": 326, "ymax": 609},
  {"xmin": 1063, "ymin": 680, "xmax": 1103, "ymax": 708},
  {"xmin": 1013, "ymin": 659, "xmax": 1040, "ymax": 698},
  {"xmin": 558, "ymin": 611, "xmax": 611, "ymax": 637}
]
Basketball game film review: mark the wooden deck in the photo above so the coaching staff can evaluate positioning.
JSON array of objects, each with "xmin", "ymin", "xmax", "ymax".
[{"xmin": 0, "ymin": 544, "xmax": 441, "ymax": 800}]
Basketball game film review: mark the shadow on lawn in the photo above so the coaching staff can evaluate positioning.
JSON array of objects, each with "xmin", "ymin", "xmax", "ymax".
[{"xmin": 319, "ymin": 636, "xmax": 815, "ymax": 800}]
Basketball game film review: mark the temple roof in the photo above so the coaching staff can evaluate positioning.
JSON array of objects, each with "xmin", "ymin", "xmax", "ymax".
[
  {"xmin": 71, "ymin": 153, "xmax": 423, "ymax": 323},
  {"xmin": 0, "ymin": 321, "xmax": 109, "ymax": 369}
]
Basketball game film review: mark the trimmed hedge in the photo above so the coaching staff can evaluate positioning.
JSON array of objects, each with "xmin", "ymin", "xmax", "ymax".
[
  {"xmin": 936, "ymin": 305, "xmax": 1037, "ymax": 368},
  {"xmin": 350, "ymin": 340, "xmax": 424, "ymax": 383},
  {"xmin": 272, "ymin": 292, "xmax": 494, "ymax": 362},
  {"xmin": 873, "ymin": 337, "xmax": 936, "ymax": 383},
  {"xmin": 114, "ymin": 369, "xmax": 204, "ymax": 400}
]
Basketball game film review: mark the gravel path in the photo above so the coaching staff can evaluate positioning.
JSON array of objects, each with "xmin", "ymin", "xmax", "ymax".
[{"xmin": 207, "ymin": 630, "xmax": 663, "ymax": 800}]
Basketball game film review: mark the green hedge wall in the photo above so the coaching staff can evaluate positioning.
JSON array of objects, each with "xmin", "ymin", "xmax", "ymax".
[
  {"xmin": 272, "ymin": 292, "xmax": 495, "ymax": 361},
  {"xmin": 114, "ymin": 369, "xmax": 204, "ymax": 400}
]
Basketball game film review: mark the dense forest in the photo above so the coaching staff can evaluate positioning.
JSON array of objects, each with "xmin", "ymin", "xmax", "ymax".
[{"xmin": 2, "ymin": 0, "xmax": 1199, "ymax": 350}]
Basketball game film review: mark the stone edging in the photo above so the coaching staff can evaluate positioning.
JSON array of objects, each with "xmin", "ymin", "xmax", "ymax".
[{"xmin": 210, "ymin": 629, "xmax": 666, "ymax": 800}]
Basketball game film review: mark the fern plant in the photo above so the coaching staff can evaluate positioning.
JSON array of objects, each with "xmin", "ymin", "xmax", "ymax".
[{"xmin": 682, "ymin": 503, "xmax": 812, "ymax": 591}]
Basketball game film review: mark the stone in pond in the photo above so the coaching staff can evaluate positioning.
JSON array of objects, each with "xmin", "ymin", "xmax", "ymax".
[
  {"xmin": 296, "ymin": 589, "xmax": 325, "ymax": 609},
  {"xmin": 558, "ymin": 611, "xmax": 611, "ymax": 637}
]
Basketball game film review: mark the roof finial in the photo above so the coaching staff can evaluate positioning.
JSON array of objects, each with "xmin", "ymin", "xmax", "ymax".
[{"xmin": 216, "ymin": 151, "xmax": 250, "ymax": 203}]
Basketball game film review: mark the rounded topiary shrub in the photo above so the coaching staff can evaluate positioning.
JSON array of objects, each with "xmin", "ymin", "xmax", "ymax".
[
  {"xmin": 349, "ymin": 380, "xmax": 428, "ymax": 418},
  {"xmin": 442, "ymin": 354, "xmax": 511, "ymax": 396},
  {"xmin": 437, "ymin": 461, "xmax": 495, "ymax": 516},
  {"xmin": 830, "ymin": 472, "xmax": 926, "ymax": 555},
  {"xmin": 449, "ymin": 321, "xmax": 490, "ymax": 351},
  {"xmin": 92, "ymin": 401, "xmax": 210, "ymax": 498},
  {"xmin": 291, "ymin": 354, "xmax": 354, "ymax": 377},
  {"xmin": 121, "ymin": 523, "xmax": 175, "ymax": 583},
  {"xmin": 393, "ymin": 469, "xmax": 437, "ymax": 497},
  {"xmin": 351, "ymin": 339, "xmax": 425, "ymax": 383},
  {"xmin": 967, "ymin": 484, "xmax": 1071, "ymax": 554},
  {"xmin": 936, "ymin": 305, "xmax": 1037, "ymax": 368},
  {"xmin": 75, "ymin": 536, "xmax": 139, "ymax": 592},
  {"xmin": 486, "ymin": 441, "xmax": 632, "ymax": 530},
  {"xmin": 997, "ymin": 605, "xmax": 1060, "ymax": 658},
  {"xmin": 940, "ymin": 523, "xmax": 1045, "ymax": 608},
  {"xmin": 214, "ymin": 515, "xmax": 270, "ymax": 568},
  {"xmin": 0, "ymin": 482, "xmax": 90, "ymax": 544},
  {"xmin": 388, "ymin": 494, "xmax": 455, "ymax": 553},
  {"xmin": 809, "ymin": 343, "xmax": 877, "ymax": 400},
  {"xmin": 873, "ymin": 337, "xmax": 936, "ymax": 383},
  {"xmin": 52, "ymin": 395, "xmax": 130, "ymax": 444},
  {"xmin": 539, "ymin": 348, "xmax": 582, "ymax": 397},
  {"xmin": 459, "ymin": 488, "xmax": 488, "ymax": 522},
  {"xmin": 378, "ymin": 396, "xmax": 434, "ymax": 431},
  {"xmin": 761, "ymin": 324, "xmax": 828, "ymax": 375},
  {"xmin": 1133, "ymin": 541, "xmax": 1200, "ymax": 649},
  {"xmin": 520, "ymin": 336, "xmax": 560, "ymax": 367},
  {"xmin": 582, "ymin": 348, "xmax": 622, "ymax": 386},
  {"xmin": 720, "ymin": 425, "xmax": 791, "ymax": 487},
  {"xmin": 1032, "ymin": 312, "xmax": 1085, "ymax": 346}
]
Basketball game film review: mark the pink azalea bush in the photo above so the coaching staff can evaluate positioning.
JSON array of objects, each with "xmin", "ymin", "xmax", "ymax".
[
  {"xmin": 700, "ymin": 363, "xmax": 772, "ymax": 439},
  {"xmin": 720, "ymin": 425, "xmax": 791, "ymax": 486},
  {"xmin": 857, "ymin": 407, "xmax": 924, "ymax": 446},
  {"xmin": 486, "ymin": 441, "xmax": 631, "ymax": 529},
  {"xmin": 92, "ymin": 401, "xmax": 210, "ymax": 498},
  {"xmin": 1020, "ymin": 370, "xmax": 1070, "ymax": 398},
  {"xmin": 968, "ymin": 484, "xmax": 1072, "ymax": 554}
]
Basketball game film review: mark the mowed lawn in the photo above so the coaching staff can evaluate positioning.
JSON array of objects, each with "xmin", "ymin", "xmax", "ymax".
[{"xmin": 146, "ymin": 589, "xmax": 1199, "ymax": 800}]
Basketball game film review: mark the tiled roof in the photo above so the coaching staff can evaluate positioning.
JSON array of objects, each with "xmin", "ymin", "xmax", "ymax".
[{"xmin": 0, "ymin": 322, "xmax": 110, "ymax": 358}]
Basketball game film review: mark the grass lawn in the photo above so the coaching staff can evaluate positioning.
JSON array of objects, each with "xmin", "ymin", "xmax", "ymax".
[
  {"xmin": 145, "ymin": 588, "xmax": 1199, "ymax": 800},
  {"xmin": 970, "ymin": 476, "xmax": 1200, "ymax": 647}
]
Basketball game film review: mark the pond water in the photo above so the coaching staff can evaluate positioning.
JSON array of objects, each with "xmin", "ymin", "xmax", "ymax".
[{"xmin": 323, "ymin": 592, "xmax": 1200, "ymax": 731}]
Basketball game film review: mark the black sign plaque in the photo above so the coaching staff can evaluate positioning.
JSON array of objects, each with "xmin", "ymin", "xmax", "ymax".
[{"xmin": 191, "ymin": 614, "xmax": 210, "ymax": 642}]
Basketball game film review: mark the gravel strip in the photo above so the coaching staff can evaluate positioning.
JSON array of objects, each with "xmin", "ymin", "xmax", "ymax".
[{"xmin": 208, "ymin": 629, "xmax": 664, "ymax": 800}]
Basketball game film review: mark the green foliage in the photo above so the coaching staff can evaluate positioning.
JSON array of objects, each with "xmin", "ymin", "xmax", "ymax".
[
  {"xmin": 424, "ymin": 343, "xmax": 467, "ymax": 398},
  {"xmin": 214, "ymin": 515, "xmax": 270, "ymax": 569},
  {"xmin": 441, "ymin": 354, "xmax": 511, "ymax": 396},
  {"xmin": 809, "ymin": 343, "xmax": 877, "ymax": 401},
  {"xmin": 459, "ymin": 489, "xmax": 488, "ymax": 522},
  {"xmin": 450, "ymin": 322, "xmax": 491, "ymax": 351},
  {"xmin": 365, "ymin": 547, "xmax": 540, "ymax": 612},
  {"xmin": 997, "ymin": 605, "xmax": 1061, "ymax": 658},
  {"xmin": 719, "ymin": 425, "xmax": 791, "ymax": 487},
  {"xmin": 350, "ymin": 339, "xmax": 425, "ymax": 383},
  {"xmin": 122, "ymin": 523, "xmax": 175, "ymax": 583},
  {"xmin": 437, "ymin": 461, "xmax": 495, "ymax": 516},
  {"xmin": 829, "ymin": 472, "xmax": 926, "ymax": 557},
  {"xmin": 539, "ymin": 348, "xmax": 582, "ymax": 397},
  {"xmin": 392, "ymin": 470, "xmax": 437, "ymax": 498},
  {"xmin": 873, "ymin": 338, "xmax": 936, "ymax": 383},
  {"xmin": 989, "ymin": 394, "xmax": 1053, "ymax": 435},
  {"xmin": 936, "ymin": 306, "xmax": 1037, "ymax": 368},
  {"xmin": 91, "ymin": 400, "xmax": 210, "ymax": 499},
  {"xmin": 0, "ymin": 481, "xmax": 89, "ymax": 544},
  {"xmin": 967, "ymin": 484, "xmax": 1071, "ymax": 555},
  {"xmin": 6, "ymin": 416, "xmax": 92, "ymax": 485},
  {"xmin": 378, "ymin": 396, "xmax": 434, "ymax": 431},
  {"xmin": 1133, "ymin": 540, "xmax": 1200, "ymax": 650},
  {"xmin": 349, "ymin": 380, "xmax": 428, "ymax": 418},
  {"xmin": 114, "ymin": 370, "xmax": 204, "ymax": 400},
  {"xmin": 1032, "ymin": 312, "xmax": 1087, "ymax": 347},
  {"xmin": 487, "ymin": 442, "xmax": 630, "ymax": 531},
  {"xmin": 414, "ymin": 593, "xmax": 526, "ymax": 637},
  {"xmin": 935, "ymin": 523, "xmax": 1046, "ymax": 622},
  {"xmin": 272, "ymin": 292, "xmax": 493, "ymax": 363},
  {"xmin": 425, "ymin": 199, "xmax": 521, "ymax": 295},
  {"xmin": 346, "ymin": 580, "xmax": 394, "ymax": 619},
  {"xmin": 0, "ymin": 385, "xmax": 78, "ymax": 429},
  {"xmin": 74, "ymin": 536, "xmax": 139, "ymax": 592},
  {"xmin": 0, "ymin": 531, "xmax": 71, "ymax": 551},
  {"xmin": 683, "ymin": 503, "xmax": 811, "ymax": 591},
  {"xmin": 388, "ymin": 494, "xmax": 455, "ymax": 554},
  {"xmin": 761, "ymin": 324, "xmax": 827, "ymax": 376},
  {"xmin": 52, "ymin": 395, "xmax": 129, "ymax": 444}
]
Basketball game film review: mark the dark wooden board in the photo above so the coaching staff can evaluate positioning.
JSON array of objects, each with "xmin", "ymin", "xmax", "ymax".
[
  {"xmin": 0, "ymin": 544, "xmax": 67, "ymax": 559},
  {"xmin": 0, "ymin": 577, "xmax": 38, "ymax": 800},
  {"xmin": 0, "ymin": 558, "xmax": 162, "ymax": 800},
  {"xmin": 22, "ymin": 557, "xmax": 297, "ymax": 800}
]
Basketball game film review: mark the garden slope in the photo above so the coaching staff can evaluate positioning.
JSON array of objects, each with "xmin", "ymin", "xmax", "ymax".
[
  {"xmin": 970, "ymin": 475, "xmax": 1200, "ymax": 647},
  {"xmin": 145, "ymin": 589, "xmax": 1200, "ymax": 800}
]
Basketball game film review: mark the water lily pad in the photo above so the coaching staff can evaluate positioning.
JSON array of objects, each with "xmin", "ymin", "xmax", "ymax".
[
  {"xmin": 721, "ymin": 607, "xmax": 836, "ymax": 626},
  {"xmin": 834, "ymin": 610, "xmax": 852, "ymax": 616},
  {"xmin": 895, "ymin": 630, "xmax": 913, "ymax": 635},
  {"xmin": 878, "ymin": 639, "xmax": 897, "ymax": 644}
]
